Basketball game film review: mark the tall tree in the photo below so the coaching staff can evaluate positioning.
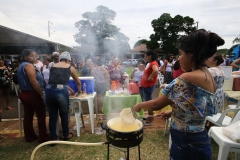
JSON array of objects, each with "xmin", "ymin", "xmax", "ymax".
[
  {"xmin": 74, "ymin": 5, "xmax": 130, "ymax": 59},
  {"xmin": 147, "ymin": 13, "xmax": 196, "ymax": 55},
  {"xmin": 233, "ymin": 35, "xmax": 240, "ymax": 44}
]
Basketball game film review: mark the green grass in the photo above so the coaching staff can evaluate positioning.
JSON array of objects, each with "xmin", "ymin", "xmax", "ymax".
[
  {"xmin": 125, "ymin": 66, "xmax": 135, "ymax": 77},
  {"xmin": 0, "ymin": 130, "xmax": 235, "ymax": 160}
]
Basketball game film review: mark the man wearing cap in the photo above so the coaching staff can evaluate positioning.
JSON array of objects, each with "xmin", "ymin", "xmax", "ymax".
[
  {"xmin": 49, "ymin": 52, "xmax": 60, "ymax": 69},
  {"xmin": 44, "ymin": 51, "xmax": 82, "ymax": 140},
  {"xmin": 33, "ymin": 55, "xmax": 43, "ymax": 72}
]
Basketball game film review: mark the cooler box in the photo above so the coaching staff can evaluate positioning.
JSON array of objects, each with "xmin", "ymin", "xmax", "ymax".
[
  {"xmin": 128, "ymin": 82, "xmax": 139, "ymax": 94},
  {"xmin": 68, "ymin": 77, "xmax": 94, "ymax": 94},
  {"xmin": 232, "ymin": 74, "xmax": 240, "ymax": 91}
]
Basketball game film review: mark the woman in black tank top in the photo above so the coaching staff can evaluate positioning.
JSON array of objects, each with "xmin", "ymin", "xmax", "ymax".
[{"xmin": 44, "ymin": 52, "xmax": 81, "ymax": 141}]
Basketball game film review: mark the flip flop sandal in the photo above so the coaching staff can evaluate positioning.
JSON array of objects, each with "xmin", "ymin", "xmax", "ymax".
[
  {"xmin": 142, "ymin": 118, "xmax": 153, "ymax": 126},
  {"xmin": 143, "ymin": 122, "xmax": 153, "ymax": 126},
  {"xmin": 142, "ymin": 117, "xmax": 149, "ymax": 123},
  {"xmin": 100, "ymin": 123, "xmax": 107, "ymax": 130},
  {"xmin": 61, "ymin": 132, "xmax": 73, "ymax": 141}
]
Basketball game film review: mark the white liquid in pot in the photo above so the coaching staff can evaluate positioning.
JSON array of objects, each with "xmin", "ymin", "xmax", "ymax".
[{"xmin": 107, "ymin": 108, "xmax": 142, "ymax": 132}]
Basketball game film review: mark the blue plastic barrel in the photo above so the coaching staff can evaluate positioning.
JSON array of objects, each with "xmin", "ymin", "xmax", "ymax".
[{"xmin": 68, "ymin": 77, "xmax": 94, "ymax": 94}]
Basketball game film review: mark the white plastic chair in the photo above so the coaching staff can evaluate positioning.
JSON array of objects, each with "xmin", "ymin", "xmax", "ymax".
[
  {"xmin": 13, "ymin": 83, "xmax": 20, "ymax": 96},
  {"xmin": 209, "ymin": 126, "xmax": 240, "ymax": 160},
  {"xmin": 70, "ymin": 100, "xmax": 84, "ymax": 137},
  {"xmin": 208, "ymin": 112, "xmax": 240, "ymax": 160},
  {"xmin": 164, "ymin": 118, "xmax": 172, "ymax": 149},
  {"xmin": 205, "ymin": 108, "xmax": 240, "ymax": 127},
  {"xmin": 228, "ymin": 100, "xmax": 240, "ymax": 110},
  {"xmin": 164, "ymin": 118, "xmax": 171, "ymax": 136},
  {"xmin": 56, "ymin": 101, "xmax": 84, "ymax": 137}
]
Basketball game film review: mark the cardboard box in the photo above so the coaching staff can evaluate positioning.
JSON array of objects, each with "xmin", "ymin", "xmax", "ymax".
[
  {"xmin": 221, "ymin": 66, "xmax": 232, "ymax": 79},
  {"xmin": 222, "ymin": 79, "xmax": 233, "ymax": 91}
]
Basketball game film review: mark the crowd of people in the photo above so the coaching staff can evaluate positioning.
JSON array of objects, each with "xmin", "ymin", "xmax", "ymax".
[{"xmin": 0, "ymin": 28, "xmax": 235, "ymax": 159}]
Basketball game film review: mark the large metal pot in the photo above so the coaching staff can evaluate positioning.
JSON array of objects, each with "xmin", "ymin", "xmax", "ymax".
[
  {"xmin": 105, "ymin": 117, "xmax": 144, "ymax": 160},
  {"xmin": 107, "ymin": 117, "xmax": 143, "ymax": 133},
  {"xmin": 105, "ymin": 117, "xmax": 143, "ymax": 148}
]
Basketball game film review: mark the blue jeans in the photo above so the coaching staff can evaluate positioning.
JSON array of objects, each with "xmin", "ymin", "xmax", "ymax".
[
  {"xmin": 170, "ymin": 128, "xmax": 212, "ymax": 160},
  {"xmin": 142, "ymin": 86, "xmax": 155, "ymax": 102},
  {"xmin": 139, "ymin": 87, "xmax": 144, "ymax": 102},
  {"xmin": 44, "ymin": 84, "xmax": 69, "ymax": 140}
]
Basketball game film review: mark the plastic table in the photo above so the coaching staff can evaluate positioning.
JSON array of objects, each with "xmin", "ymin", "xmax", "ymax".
[{"xmin": 102, "ymin": 91, "xmax": 142, "ymax": 115}]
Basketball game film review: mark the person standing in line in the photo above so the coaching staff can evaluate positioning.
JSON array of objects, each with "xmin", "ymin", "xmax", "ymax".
[
  {"xmin": 41, "ymin": 57, "xmax": 52, "ymax": 85},
  {"xmin": 0, "ymin": 59, "xmax": 13, "ymax": 112},
  {"xmin": 17, "ymin": 49, "xmax": 49, "ymax": 143},
  {"xmin": 49, "ymin": 52, "xmax": 60, "ymax": 69},
  {"xmin": 134, "ymin": 29, "xmax": 225, "ymax": 159},
  {"xmin": 161, "ymin": 55, "xmax": 174, "ymax": 84},
  {"xmin": 220, "ymin": 54, "xmax": 226, "ymax": 66},
  {"xmin": 81, "ymin": 58, "xmax": 93, "ymax": 77},
  {"xmin": 172, "ymin": 59, "xmax": 184, "ymax": 78},
  {"xmin": 130, "ymin": 60, "xmax": 145, "ymax": 101},
  {"xmin": 44, "ymin": 52, "xmax": 82, "ymax": 141},
  {"xmin": 158, "ymin": 57, "xmax": 164, "ymax": 71},
  {"xmin": 230, "ymin": 58, "xmax": 240, "ymax": 71},
  {"xmin": 141, "ymin": 50, "xmax": 159, "ymax": 123},
  {"xmin": 108, "ymin": 58, "xmax": 124, "ymax": 84},
  {"xmin": 91, "ymin": 58, "xmax": 110, "ymax": 113},
  {"xmin": 206, "ymin": 54, "xmax": 225, "ymax": 113},
  {"xmin": 225, "ymin": 55, "xmax": 231, "ymax": 66},
  {"xmin": 33, "ymin": 55, "xmax": 43, "ymax": 72},
  {"xmin": 78, "ymin": 59, "xmax": 85, "ymax": 74}
]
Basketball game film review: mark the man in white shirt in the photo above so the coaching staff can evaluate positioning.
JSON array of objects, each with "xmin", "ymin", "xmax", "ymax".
[
  {"xmin": 33, "ymin": 55, "xmax": 43, "ymax": 72},
  {"xmin": 49, "ymin": 52, "xmax": 60, "ymax": 69}
]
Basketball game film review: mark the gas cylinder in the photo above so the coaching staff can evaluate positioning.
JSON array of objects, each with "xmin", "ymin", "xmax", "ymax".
[{"xmin": 111, "ymin": 81, "xmax": 116, "ymax": 91}]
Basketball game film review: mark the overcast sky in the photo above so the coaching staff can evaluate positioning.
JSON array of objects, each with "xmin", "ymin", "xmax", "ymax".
[{"xmin": 0, "ymin": 0, "xmax": 240, "ymax": 50}]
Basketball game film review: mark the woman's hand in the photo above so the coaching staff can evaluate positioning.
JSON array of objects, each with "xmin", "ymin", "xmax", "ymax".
[
  {"xmin": 133, "ymin": 103, "xmax": 143, "ymax": 112},
  {"xmin": 70, "ymin": 90, "xmax": 75, "ymax": 95},
  {"xmin": 148, "ymin": 76, "xmax": 153, "ymax": 81},
  {"xmin": 156, "ymin": 110, "xmax": 172, "ymax": 119},
  {"xmin": 161, "ymin": 83, "xmax": 168, "ymax": 88},
  {"xmin": 41, "ymin": 91, "xmax": 44, "ymax": 99}
]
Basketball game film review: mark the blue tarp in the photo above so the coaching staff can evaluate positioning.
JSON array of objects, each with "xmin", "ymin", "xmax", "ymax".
[{"xmin": 232, "ymin": 45, "xmax": 240, "ymax": 59}]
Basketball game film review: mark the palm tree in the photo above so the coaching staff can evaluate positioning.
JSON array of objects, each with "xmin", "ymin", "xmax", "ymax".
[{"xmin": 233, "ymin": 35, "xmax": 240, "ymax": 44}]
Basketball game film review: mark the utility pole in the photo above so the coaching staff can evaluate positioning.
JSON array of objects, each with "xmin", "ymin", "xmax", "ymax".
[
  {"xmin": 196, "ymin": 21, "xmax": 199, "ymax": 30},
  {"xmin": 48, "ymin": 21, "xmax": 53, "ymax": 37}
]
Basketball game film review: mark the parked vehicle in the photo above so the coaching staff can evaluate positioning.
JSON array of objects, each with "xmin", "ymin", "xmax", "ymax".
[
  {"xmin": 122, "ymin": 59, "xmax": 138, "ymax": 66},
  {"xmin": 105, "ymin": 60, "xmax": 112, "ymax": 66}
]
